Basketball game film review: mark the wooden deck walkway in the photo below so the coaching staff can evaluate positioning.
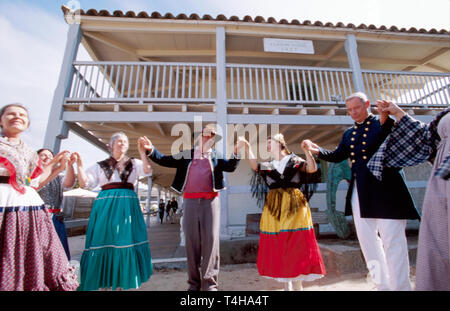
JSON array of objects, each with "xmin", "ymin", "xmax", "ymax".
[{"xmin": 69, "ymin": 215, "xmax": 185, "ymax": 261}]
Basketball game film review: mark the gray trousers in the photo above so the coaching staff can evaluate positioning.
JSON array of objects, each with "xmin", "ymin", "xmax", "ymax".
[{"xmin": 182, "ymin": 197, "xmax": 220, "ymax": 291}]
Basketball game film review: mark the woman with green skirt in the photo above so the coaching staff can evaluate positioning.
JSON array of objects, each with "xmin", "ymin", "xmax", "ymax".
[{"xmin": 77, "ymin": 132, "xmax": 153, "ymax": 290}]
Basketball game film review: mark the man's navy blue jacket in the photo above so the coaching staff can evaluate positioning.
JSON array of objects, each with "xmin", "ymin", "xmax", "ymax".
[
  {"xmin": 318, "ymin": 114, "xmax": 420, "ymax": 220},
  {"xmin": 146, "ymin": 147, "xmax": 240, "ymax": 194}
]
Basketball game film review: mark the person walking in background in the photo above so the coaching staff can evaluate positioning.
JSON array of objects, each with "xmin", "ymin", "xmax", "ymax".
[
  {"xmin": 171, "ymin": 197, "xmax": 178, "ymax": 213},
  {"xmin": 307, "ymin": 92, "xmax": 420, "ymax": 291},
  {"xmin": 0, "ymin": 103, "xmax": 78, "ymax": 291},
  {"xmin": 170, "ymin": 197, "xmax": 179, "ymax": 224},
  {"xmin": 37, "ymin": 148, "xmax": 78, "ymax": 260},
  {"xmin": 242, "ymin": 134, "xmax": 325, "ymax": 291},
  {"xmin": 158, "ymin": 199, "xmax": 166, "ymax": 224},
  {"xmin": 76, "ymin": 132, "xmax": 153, "ymax": 291},
  {"xmin": 165, "ymin": 198, "xmax": 172, "ymax": 223},
  {"xmin": 368, "ymin": 101, "xmax": 449, "ymax": 291}
]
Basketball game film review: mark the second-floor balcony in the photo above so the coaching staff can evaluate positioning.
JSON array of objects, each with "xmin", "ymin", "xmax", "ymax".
[{"xmin": 66, "ymin": 61, "xmax": 450, "ymax": 116}]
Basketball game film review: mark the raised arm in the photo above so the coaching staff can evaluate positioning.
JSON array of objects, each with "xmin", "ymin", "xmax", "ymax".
[
  {"xmin": 140, "ymin": 136, "xmax": 182, "ymax": 168},
  {"xmin": 304, "ymin": 137, "xmax": 349, "ymax": 163},
  {"xmin": 138, "ymin": 137, "xmax": 152, "ymax": 175},
  {"xmin": 300, "ymin": 140, "xmax": 318, "ymax": 173},
  {"xmin": 215, "ymin": 136, "xmax": 246, "ymax": 172},
  {"xmin": 237, "ymin": 136, "xmax": 258, "ymax": 171},
  {"xmin": 73, "ymin": 152, "xmax": 88, "ymax": 189},
  {"xmin": 62, "ymin": 153, "xmax": 77, "ymax": 189},
  {"xmin": 36, "ymin": 151, "xmax": 71, "ymax": 190},
  {"xmin": 376, "ymin": 100, "xmax": 406, "ymax": 122}
]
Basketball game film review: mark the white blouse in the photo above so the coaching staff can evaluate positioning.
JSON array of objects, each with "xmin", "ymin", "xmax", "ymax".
[
  {"xmin": 271, "ymin": 154, "xmax": 293, "ymax": 174},
  {"xmin": 85, "ymin": 158, "xmax": 150, "ymax": 190}
]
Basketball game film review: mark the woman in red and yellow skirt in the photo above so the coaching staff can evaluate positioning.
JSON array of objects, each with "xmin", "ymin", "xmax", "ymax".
[{"xmin": 241, "ymin": 134, "xmax": 326, "ymax": 290}]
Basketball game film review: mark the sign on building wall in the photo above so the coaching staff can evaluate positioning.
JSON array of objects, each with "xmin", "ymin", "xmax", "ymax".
[{"xmin": 263, "ymin": 38, "xmax": 315, "ymax": 54}]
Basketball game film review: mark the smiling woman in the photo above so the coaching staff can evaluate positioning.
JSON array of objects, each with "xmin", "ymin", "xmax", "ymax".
[
  {"xmin": 0, "ymin": 103, "xmax": 30, "ymax": 134},
  {"xmin": 0, "ymin": 103, "xmax": 79, "ymax": 291}
]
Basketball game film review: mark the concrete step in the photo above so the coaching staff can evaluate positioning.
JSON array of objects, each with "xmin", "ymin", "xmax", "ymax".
[{"xmin": 219, "ymin": 234, "xmax": 418, "ymax": 276}]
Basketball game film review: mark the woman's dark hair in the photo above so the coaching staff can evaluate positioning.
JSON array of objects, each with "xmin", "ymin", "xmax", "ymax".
[
  {"xmin": 37, "ymin": 148, "xmax": 54, "ymax": 156},
  {"xmin": 0, "ymin": 103, "xmax": 30, "ymax": 129}
]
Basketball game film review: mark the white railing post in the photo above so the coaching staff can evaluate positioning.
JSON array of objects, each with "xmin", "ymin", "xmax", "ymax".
[
  {"xmin": 44, "ymin": 23, "xmax": 82, "ymax": 153},
  {"xmin": 344, "ymin": 34, "xmax": 365, "ymax": 94},
  {"xmin": 146, "ymin": 176, "xmax": 153, "ymax": 227}
]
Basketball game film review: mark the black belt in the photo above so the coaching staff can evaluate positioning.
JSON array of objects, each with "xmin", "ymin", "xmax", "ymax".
[
  {"xmin": 0, "ymin": 176, "xmax": 9, "ymax": 184},
  {"xmin": 101, "ymin": 182, "xmax": 134, "ymax": 191}
]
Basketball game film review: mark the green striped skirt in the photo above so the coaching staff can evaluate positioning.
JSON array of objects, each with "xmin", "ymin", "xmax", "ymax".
[{"xmin": 79, "ymin": 188, "xmax": 152, "ymax": 291}]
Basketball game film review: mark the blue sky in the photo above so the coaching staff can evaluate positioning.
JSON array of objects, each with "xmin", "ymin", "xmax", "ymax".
[{"xmin": 0, "ymin": 0, "xmax": 449, "ymax": 169}]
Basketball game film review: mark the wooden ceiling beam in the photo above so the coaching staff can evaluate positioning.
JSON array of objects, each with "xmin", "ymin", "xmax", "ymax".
[
  {"xmin": 286, "ymin": 129, "xmax": 314, "ymax": 145},
  {"xmin": 84, "ymin": 32, "xmax": 138, "ymax": 58},
  {"xmin": 315, "ymin": 41, "xmax": 345, "ymax": 66},
  {"xmin": 424, "ymin": 63, "xmax": 450, "ymax": 72},
  {"xmin": 402, "ymin": 47, "xmax": 450, "ymax": 72},
  {"xmin": 135, "ymin": 47, "xmax": 429, "ymax": 66}
]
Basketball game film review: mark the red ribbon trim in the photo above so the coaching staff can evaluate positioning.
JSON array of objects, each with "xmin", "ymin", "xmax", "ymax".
[{"xmin": 0, "ymin": 156, "xmax": 25, "ymax": 194}]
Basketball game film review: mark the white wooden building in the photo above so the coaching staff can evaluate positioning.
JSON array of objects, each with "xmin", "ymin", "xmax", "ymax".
[{"xmin": 46, "ymin": 6, "xmax": 450, "ymax": 238}]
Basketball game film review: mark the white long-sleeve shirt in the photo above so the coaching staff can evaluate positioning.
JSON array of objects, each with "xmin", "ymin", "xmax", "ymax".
[{"xmin": 85, "ymin": 158, "xmax": 150, "ymax": 190}]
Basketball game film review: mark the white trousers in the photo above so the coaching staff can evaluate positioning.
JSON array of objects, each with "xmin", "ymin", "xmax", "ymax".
[{"xmin": 351, "ymin": 183, "xmax": 412, "ymax": 291}]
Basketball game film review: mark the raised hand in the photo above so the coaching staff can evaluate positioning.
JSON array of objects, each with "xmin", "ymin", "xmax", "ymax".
[
  {"xmin": 53, "ymin": 150, "xmax": 70, "ymax": 163},
  {"xmin": 300, "ymin": 140, "xmax": 318, "ymax": 173},
  {"xmin": 234, "ymin": 136, "xmax": 250, "ymax": 156},
  {"xmin": 137, "ymin": 137, "xmax": 153, "ymax": 174},
  {"xmin": 138, "ymin": 136, "xmax": 153, "ymax": 153},
  {"xmin": 68, "ymin": 152, "xmax": 77, "ymax": 166},
  {"xmin": 375, "ymin": 100, "xmax": 390, "ymax": 124},
  {"xmin": 71, "ymin": 152, "xmax": 83, "ymax": 168},
  {"xmin": 71, "ymin": 152, "xmax": 86, "ymax": 188},
  {"xmin": 301, "ymin": 139, "xmax": 311, "ymax": 152},
  {"xmin": 301, "ymin": 139, "xmax": 319, "ymax": 155},
  {"xmin": 57, "ymin": 151, "xmax": 71, "ymax": 170},
  {"xmin": 376, "ymin": 100, "xmax": 406, "ymax": 121},
  {"xmin": 236, "ymin": 136, "xmax": 249, "ymax": 150}
]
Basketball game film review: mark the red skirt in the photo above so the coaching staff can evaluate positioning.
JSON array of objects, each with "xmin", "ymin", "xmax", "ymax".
[{"xmin": 257, "ymin": 188, "xmax": 326, "ymax": 282}]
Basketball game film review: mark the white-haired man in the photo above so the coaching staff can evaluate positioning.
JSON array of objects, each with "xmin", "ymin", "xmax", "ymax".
[{"xmin": 305, "ymin": 92, "xmax": 420, "ymax": 291}]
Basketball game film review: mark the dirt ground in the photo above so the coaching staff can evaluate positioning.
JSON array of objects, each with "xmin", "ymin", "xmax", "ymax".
[{"xmin": 133, "ymin": 263, "xmax": 416, "ymax": 291}]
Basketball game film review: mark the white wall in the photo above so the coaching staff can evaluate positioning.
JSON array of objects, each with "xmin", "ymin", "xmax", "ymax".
[
  {"xmin": 226, "ymin": 159, "xmax": 431, "ymax": 237},
  {"xmin": 226, "ymin": 159, "xmax": 349, "ymax": 237}
]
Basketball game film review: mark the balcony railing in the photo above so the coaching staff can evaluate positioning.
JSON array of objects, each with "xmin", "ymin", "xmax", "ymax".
[
  {"xmin": 67, "ymin": 61, "xmax": 450, "ymax": 108},
  {"xmin": 69, "ymin": 61, "xmax": 216, "ymax": 103},
  {"xmin": 362, "ymin": 69, "xmax": 450, "ymax": 107},
  {"xmin": 227, "ymin": 64, "xmax": 354, "ymax": 105}
]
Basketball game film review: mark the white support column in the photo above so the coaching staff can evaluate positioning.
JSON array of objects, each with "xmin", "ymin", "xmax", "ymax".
[
  {"xmin": 146, "ymin": 176, "xmax": 152, "ymax": 227},
  {"xmin": 44, "ymin": 23, "xmax": 82, "ymax": 153},
  {"xmin": 216, "ymin": 26, "xmax": 231, "ymax": 240},
  {"xmin": 157, "ymin": 184, "xmax": 161, "ymax": 204},
  {"xmin": 178, "ymin": 195, "xmax": 185, "ymax": 246},
  {"xmin": 344, "ymin": 33, "xmax": 366, "ymax": 94}
]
